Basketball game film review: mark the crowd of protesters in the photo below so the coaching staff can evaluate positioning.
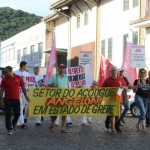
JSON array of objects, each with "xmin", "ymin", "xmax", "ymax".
[{"xmin": 0, "ymin": 61, "xmax": 150, "ymax": 135}]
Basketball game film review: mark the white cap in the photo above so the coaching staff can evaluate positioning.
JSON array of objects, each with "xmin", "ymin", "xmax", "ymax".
[
  {"xmin": 118, "ymin": 68, "xmax": 124, "ymax": 72},
  {"xmin": 34, "ymin": 64, "xmax": 39, "ymax": 68}
]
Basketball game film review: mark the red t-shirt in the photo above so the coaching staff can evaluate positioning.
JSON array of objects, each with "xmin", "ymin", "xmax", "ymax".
[
  {"xmin": 102, "ymin": 76, "xmax": 127, "ymax": 87},
  {"xmin": 1, "ymin": 74, "xmax": 25, "ymax": 99},
  {"xmin": 102, "ymin": 76, "xmax": 127, "ymax": 103}
]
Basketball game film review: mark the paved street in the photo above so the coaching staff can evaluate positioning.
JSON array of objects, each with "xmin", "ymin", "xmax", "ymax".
[{"xmin": 0, "ymin": 112, "xmax": 150, "ymax": 150}]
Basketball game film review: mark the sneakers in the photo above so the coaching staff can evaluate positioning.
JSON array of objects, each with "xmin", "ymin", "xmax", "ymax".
[
  {"xmin": 36, "ymin": 123, "xmax": 41, "ymax": 126},
  {"xmin": 7, "ymin": 130, "xmax": 12, "ymax": 135},
  {"xmin": 66, "ymin": 122, "xmax": 72, "ymax": 127},
  {"xmin": 87, "ymin": 118, "xmax": 92, "ymax": 124}
]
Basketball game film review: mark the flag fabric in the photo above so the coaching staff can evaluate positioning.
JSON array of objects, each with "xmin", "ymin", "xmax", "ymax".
[
  {"xmin": 98, "ymin": 55, "xmax": 113, "ymax": 86},
  {"xmin": 44, "ymin": 35, "xmax": 57, "ymax": 86},
  {"xmin": 146, "ymin": 0, "xmax": 150, "ymax": 17},
  {"xmin": 121, "ymin": 40, "xmax": 137, "ymax": 85}
]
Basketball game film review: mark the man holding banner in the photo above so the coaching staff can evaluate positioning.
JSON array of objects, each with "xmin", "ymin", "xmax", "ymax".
[
  {"xmin": 102, "ymin": 66, "xmax": 127, "ymax": 134},
  {"xmin": 49, "ymin": 64, "xmax": 69, "ymax": 133}
]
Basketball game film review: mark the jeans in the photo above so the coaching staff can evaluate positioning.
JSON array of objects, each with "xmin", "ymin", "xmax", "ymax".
[
  {"xmin": 121, "ymin": 97, "xmax": 129, "ymax": 118},
  {"xmin": 135, "ymin": 95, "xmax": 149, "ymax": 124},
  {"xmin": 4, "ymin": 99, "xmax": 20, "ymax": 130}
]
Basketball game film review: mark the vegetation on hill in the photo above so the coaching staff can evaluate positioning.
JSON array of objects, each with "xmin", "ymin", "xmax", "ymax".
[{"xmin": 0, "ymin": 7, "xmax": 42, "ymax": 41}]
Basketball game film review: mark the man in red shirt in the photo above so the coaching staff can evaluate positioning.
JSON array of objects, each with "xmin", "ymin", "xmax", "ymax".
[
  {"xmin": 102, "ymin": 66, "xmax": 127, "ymax": 134},
  {"xmin": 0, "ymin": 66, "xmax": 28, "ymax": 135}
]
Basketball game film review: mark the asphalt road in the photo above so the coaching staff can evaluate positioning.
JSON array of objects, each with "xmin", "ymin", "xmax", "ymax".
[{"xmin": 0, "ymin": 113, "xmax": 150, "ymax": 150}]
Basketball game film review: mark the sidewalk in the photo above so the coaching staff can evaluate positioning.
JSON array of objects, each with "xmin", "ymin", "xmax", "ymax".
[{"xmin": 0, "ymin": 114, "xmax": 150, "ymax": 150}]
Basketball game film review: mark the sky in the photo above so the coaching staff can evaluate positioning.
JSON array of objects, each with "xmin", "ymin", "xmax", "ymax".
[{"xmin": 0, "ymin": 0, "xmax": 56, "ymax": 17}]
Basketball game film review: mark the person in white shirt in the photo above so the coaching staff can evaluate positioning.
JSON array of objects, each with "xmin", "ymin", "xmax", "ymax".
[
  {"xmin": 14, "ymin": 61, "xmax": 31, "ymax": 128},
  {"xmin": 30, "ymin": 64, "xmax": 44, "ymax": 126}
]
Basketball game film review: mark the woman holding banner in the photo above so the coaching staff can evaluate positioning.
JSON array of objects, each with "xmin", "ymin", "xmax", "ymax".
[{"xmin": 133, "ymin": 68, "xmax": 150, "ymax": 132}]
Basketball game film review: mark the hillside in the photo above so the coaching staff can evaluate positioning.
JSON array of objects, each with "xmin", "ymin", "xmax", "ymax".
[{"xmin": 0, "ymin": 7, "xmax": 42, "ymax": 41}]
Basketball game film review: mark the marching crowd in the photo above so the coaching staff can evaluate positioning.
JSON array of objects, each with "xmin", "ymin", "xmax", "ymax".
[{"xmin": 0, "ymin": 61, "xmax": 150, "ymax": 135}]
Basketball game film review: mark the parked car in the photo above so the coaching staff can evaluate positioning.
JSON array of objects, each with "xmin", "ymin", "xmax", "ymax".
[{"xmin": 127, "ymin": 90, "xmax": 140, "ymax": 117}]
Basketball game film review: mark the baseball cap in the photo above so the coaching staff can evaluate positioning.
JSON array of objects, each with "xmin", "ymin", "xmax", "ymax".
[
  {"xmin": 118, "ymin": 68, "xmax": 124, "ymax": 72},
  {"xmin": 34, "ymin": 64, "xmax": 39, "ymax": 68},
  {"xmin": 59, "ymin": 64, "xmax": 66, "ymax": 68}
]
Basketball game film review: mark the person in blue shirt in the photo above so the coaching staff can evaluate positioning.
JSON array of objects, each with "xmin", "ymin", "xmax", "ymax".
[{"xmin": 49, "ymin": 64, "xmax": 69, "ymax": 133}]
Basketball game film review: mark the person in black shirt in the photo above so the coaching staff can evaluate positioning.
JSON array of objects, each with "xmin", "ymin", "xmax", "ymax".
[{"xmin": 133, "ymin": 68, "xmax": 150, "ymax": 132}]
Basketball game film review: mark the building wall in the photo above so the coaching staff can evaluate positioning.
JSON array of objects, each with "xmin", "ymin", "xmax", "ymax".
[
  {"xmin": 145, "ymin": 27, "xmax": 150, "ymax": 69},
  {"xmin": 70, "ymin": 0, "xmax": 97, "ymax": 77},
  {"xmin": 100, "ymin": 0, "xmax": 140, "ymax": 67},
  {"xmin": 1, "ymin": 22, "xmax": 46, "ymax": 73}
]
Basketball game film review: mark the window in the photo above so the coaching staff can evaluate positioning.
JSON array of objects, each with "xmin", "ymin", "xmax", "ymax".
[
  {"xmin": 77, "ymin": 14, "xmax": 80, "ymax": 28},
  {"xmin": 23, "ymin": 47, "xmax": 27, "ymax": 61},
  {"xmin": 132, "ymin": 31, "xmax": 138, "ymax": 45},
  {"xmin": 38, "ymin": 42, "xmax": 43, "ymax": 60},
  {"xmin": 84, "ymin": 11, "xmax": 89, "ymax": 26},
  {"xmin": 5, "ymin": 50, "xmax": 8, "ymax": 62},
  {"xmin": 17, "ymin": 50, "xmax": 21, "ymax": 64},
  {"xmin": 9, "ymin": 49, "xmax": 13, "ymax": 60},
  {"xmin": 2, "ymin": 52, "xmax": 4, "ymax": 63},
  {"xmin": 30, "ymin": 45, "xmax": 35, "ymax": 61},
  {"xmin": 101, "ymin": 40, "xmax": 105, "ymax": 56},
  {"xmin": 123, "ymin": 34, "xmax": 129, "ymax": 56},
  {"xmin": 13, "ymin": 48, "xmax": 15, "ymax": 60},
  {"xmin": 108, "ymin": 38, "xmax": 113, "ymax": 61},
  {"xmin": 133, "ymin": 0, "xmax": 139, "ymax": 8},
  {"xmin": 124, "ymin": 0, "xmax": 129, "ymax": 11}
]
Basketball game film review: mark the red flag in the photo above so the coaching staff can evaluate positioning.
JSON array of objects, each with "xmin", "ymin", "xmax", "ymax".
[
  {"xmin": 121, "ymin": 40, "xmax": 137, "ymax": 85},
  {"xmin": 98, "ymin": 55, "xmax": 113, "ymax": 86},
  {"xmin": 146, "ymin": 0, "xmax": 150, "ymax": 17},
  {"xmin": 44, "ymin": 35, "xmax": 57, "ymax": 86}
]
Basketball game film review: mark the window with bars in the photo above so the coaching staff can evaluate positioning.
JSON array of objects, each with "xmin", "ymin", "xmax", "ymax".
[
  {"xmin": 23, "ymin": 47, "xmax": 27, "ymax": 61},
  {"xmin": 101, "ymin": 40, "xmax": 105, "ymax": 56},
  {"xmin": 108, "ymin": 38, "xmax": 113, "ymax": 61},
  {"xmin": 124, "ymin": 0, "xmax": 129, "ymax": 11},
  {"xmin": 30, "ymin": 45, "xmax": 35, "ymax": 61},
  {"xmin": 123, "ymin": 33, "xmax": 129, "ymax": 56},
  {"xmin": 84, "ymin": 10, "xmax": 89, "ymax": 26},
  {"xmin": 77, "ymin": 14, "xmax": 81, "ymax": 28},
  {"xmin": 13, "ymin": 48, "xmax": 15, "ymax": 60},
  {"xmin": 38, "ymin": 42, "xmax": 43, "ymax": 60},
  {"xmin": 17, "ymin": 50, "xmax": 21, "ymax": 64},
  {"xmin": 132, "ymin": 31, "xmax": 138, "ymax": 45},
  {"xmin": 133, "ymin": 0, "xmax": 139, "ymax": 8}
]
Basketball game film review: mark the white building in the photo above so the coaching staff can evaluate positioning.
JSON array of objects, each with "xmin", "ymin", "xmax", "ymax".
[
  {"xmin": 50, "ymin": 0, "xmax": 142, "ymax": 80},
  {"xmin": 0, "ymin": 22, "xmax": 46, "ymax": 74}
]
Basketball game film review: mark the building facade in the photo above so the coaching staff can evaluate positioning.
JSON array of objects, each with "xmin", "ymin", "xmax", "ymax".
[{"xmin": 0, "ymin": 22, "xmax": 46, "ymax": 74}]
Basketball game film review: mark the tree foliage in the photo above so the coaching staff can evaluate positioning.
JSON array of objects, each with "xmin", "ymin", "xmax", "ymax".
[{"xmin": 0, "ymin": 7, "xmax": 42, "ymax": 41}]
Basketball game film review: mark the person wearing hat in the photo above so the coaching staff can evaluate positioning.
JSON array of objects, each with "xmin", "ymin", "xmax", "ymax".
[
  {"xmin": 118, "ymin": 68, "xmax": 132, "ymax": 124},
  {"xmin": 48, "ymin": 63, "xmax": 70, "ymax": 133},
  {"xmin": 29, "ymin": 64, "xmax": 44, "ymax": 126}
]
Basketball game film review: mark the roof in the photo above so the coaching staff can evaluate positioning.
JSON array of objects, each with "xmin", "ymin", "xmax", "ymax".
[{"xmin": 50, "ymin": 0, "xmax": 76, "ymax": 9}]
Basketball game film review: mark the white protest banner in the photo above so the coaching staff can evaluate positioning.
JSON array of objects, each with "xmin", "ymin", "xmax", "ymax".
[
  {"xmin": 131, "ymin": 45, "xmax": 145, "ymax": 68},
  {"xmin": 66, "ymin": 66, "xmax": 86, "ymax": 88},
  {"xmin": 79, "ymin": 51, "xmax": 92, "ymax": 66},
  {"xmin": 82, "ymin": 64, "xmax": 93, "ymax": 88}
]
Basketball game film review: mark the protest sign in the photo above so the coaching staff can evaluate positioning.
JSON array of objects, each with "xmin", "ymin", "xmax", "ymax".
[
  {"xmin": 131, "ymin": 45, "xmax": 145, "ymax": 68},
  {"xmin": 29, "ymin": 87, "xmax": 120, "ymax": 117},
  {"xmin": 79, "ymin": 51, "xmax": 92, "ymax": 66}
]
